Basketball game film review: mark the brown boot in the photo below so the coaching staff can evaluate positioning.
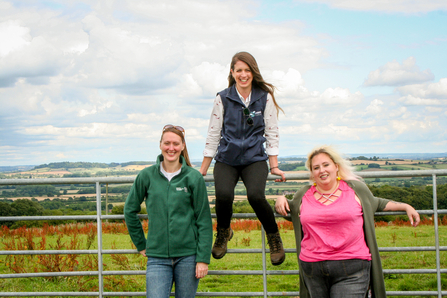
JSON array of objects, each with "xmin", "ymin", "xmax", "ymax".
[
  {"xmin": 212, "ymin": 227, "xmax": 233, "ymax": 259},
  {"xmin": 267, "ymin": 231, "xmax": 285, "ymax": 266}
]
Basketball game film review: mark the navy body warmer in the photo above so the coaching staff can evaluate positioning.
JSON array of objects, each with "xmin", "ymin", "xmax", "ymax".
[{"xmin": 214, "ymin": 85, "xmax": 268, "ymax": 167}]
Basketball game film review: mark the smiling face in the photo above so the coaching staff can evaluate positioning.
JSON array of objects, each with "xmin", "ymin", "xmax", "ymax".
[
  {"xmin": 159, "ymin": 131, "xmax": 185, "ymax": 164},
  {"xmin": 230, "ymin": 60, "xmax": 253, "ymax": 92},
  {"xmin": 310, "ymin": 153, "xmax": 339, "ymax": 190}
]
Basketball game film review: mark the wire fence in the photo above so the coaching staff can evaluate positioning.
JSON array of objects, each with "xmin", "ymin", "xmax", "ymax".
[{"xmin": 1, "ymin": 169, "xmax": 447, "ymax": 297}]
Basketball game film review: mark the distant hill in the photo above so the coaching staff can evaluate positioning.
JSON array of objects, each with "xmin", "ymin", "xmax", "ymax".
[
  {"xmin": 32, "ymin": 161, "xmax": 154, "ymax": 170},
  {"xmin": 2, "ymin": 153, "xmax": 446, "ymax": 173},
  {"xmin": 0, "ymin": 165, "xmax": 35, "ymax": 173},
  {"xmin": 280, "ymin": 153, "xmax": 447, "ymax": 160}
]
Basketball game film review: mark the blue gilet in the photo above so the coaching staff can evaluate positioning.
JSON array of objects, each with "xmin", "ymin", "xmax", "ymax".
[{"xmin": 214, "ymin": 85, "xmax": 268, "ymax": 167}]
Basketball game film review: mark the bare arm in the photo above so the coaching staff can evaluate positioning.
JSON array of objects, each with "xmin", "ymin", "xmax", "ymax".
[
  {"xmin": 268, "ymin": 155, "xmax": 285, "ymax": 182},
  {"xmin": 199, "ymin": 157, "xmax": 213, "ymax": 176},
  {"xmin": 383, "ymin": 201, "xmax": 420, "ymax": 227}
]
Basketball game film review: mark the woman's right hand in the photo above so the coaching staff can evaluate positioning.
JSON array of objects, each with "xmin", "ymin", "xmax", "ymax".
[
  {"xmin": 139, "ymin": 249, "xmax": 147, "ymax": 257},
  {"xmin": 199, "ymin": 157, "xmax": 213, "ymax": 176},
  {"xmin": 275, "ymin": 195, "xmax": 290, "ymax": 216}
]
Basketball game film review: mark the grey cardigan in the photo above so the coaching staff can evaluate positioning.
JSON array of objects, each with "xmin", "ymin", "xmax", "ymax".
[{"xmin": 287, "ymin": 180, "xmax": 389, "ymax": 298}]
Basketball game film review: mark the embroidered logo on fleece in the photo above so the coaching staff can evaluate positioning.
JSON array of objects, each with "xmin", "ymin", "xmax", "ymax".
[{"xmin": 176, "ymin": 187, "xmax": 188, "ymax": 193}]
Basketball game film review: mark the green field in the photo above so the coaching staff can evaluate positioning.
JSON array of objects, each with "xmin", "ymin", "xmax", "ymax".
[{"xmin": 1, "ymin": 221, "xmax": 446, "ymax": 298}]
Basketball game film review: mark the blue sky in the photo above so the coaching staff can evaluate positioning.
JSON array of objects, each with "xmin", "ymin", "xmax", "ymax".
[{"xmin": 0, "ymin": 0, "xmax": 446, "ymax": 166}]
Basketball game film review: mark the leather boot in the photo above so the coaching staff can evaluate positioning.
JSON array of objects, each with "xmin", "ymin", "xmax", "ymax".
[
  {"xmin": 212, "ymin": 227, "xmax": 233, "ymax": 259},
  {"xmin": 266, "ymin": 231, "xmax": 285, "ymax": 266}
]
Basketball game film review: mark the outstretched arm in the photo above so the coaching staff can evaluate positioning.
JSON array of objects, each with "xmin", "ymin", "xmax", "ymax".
[{"xmin": 383, "ymin": 201, "xmax": 420, "ymax": 227}]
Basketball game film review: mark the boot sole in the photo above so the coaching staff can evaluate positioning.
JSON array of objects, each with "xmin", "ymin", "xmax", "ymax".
[
  {"xmin": 271, "ymin": 254, "xmax": 286, "ymax": 266},
  {"xmin": 212, "ymin": 230, "xmax": 234, "ymax": 259}
]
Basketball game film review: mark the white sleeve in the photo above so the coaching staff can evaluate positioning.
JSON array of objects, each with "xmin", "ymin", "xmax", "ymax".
[
  {"xmin": 264, "ymin": 93, "xmax": 280, "ymax": 156},
  {"xmin": 203, "ymin": 95, "xmax": 223, "ymax": 158}
]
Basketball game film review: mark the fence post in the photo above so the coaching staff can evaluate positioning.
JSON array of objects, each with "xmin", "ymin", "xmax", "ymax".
[
  {"xmin": 96, "ymin": 181, "xmax": 104, "ymax": 298},
  {"xmin": 432, "ymin": 174, "xmax": 442, "ymax": 298},
  {"xmin": 261, "ymin": 227, "xmax": 268, "ymax": 298}
]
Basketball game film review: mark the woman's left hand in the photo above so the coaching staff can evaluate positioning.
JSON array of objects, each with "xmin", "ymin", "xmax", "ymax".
[
  {"xmin": 195, "ymin": 262, "xmax": 208, "ymax": 279},
  {"xmin": 271, "ymin": 167, "xmax": 286, "ymax": 182},
  {"xmin": 384, "ymin": 201, "xmax": 421, "ymax": 227},
  {"xmin": 406, "ymin": 205, "xmax": 421, "ymax": 227}
]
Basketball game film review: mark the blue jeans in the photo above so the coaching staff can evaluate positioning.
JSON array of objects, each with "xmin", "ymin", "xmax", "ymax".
[
  {"xmin": 299, "ymin": 259, "xmax": 371, "ymax": 298},
  {"xmin": 146, "ymin": 255, "xmax": 199, "ymax": 298}
]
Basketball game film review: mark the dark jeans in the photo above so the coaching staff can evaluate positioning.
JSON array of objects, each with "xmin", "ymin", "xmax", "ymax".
[
  {"xmin": 213, "ymin": 160, "xmax": 278, "ymax": 234},
  {"xmin": 299, "ymin": 259, "xmax": 371, "ymax": 298}
]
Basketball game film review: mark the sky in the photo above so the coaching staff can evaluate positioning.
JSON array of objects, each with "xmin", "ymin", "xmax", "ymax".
[{"xmin": 0, "ymin": 0, "xmax": 446, "ymax": 166}]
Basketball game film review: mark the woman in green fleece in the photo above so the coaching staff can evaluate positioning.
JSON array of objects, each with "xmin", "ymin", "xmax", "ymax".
[
  {"xmin": 124, "ymin": 124, "xmax": 213, "ymax": 298},
  {"xmin": 275, "ymin": 145, "xmax": 420, "ymax": 298}
]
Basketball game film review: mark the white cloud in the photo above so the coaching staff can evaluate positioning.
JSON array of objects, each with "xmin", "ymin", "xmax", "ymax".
[
  {"xmin": 0, "ymin": 20, "xmax": 30, "ymax": 56},
  {"xmin": 320, "ymin": 87, "xmax": 363, "ymax": 105},
  {"xmin": 365, "ymin": 99, "xmax": 384, "ymax": 114},
  {"xmin": 396, "ymin": 78, "xmax": 447, "ymax": 106},
  {"xmin": 398, "ymin": 95, "xmax": 443, "ymax": 106},
  {"xmin": 397, "ymin": 78, "xmax": 447, "ymax": 98},
  {"xmin": 179, "ymin": 62, "xmax": 228, "ymax": 98},
  {"xmin": 296, "ymin": 0, "xmax": 447, "ymax": 13},
  {"xmin": 363, "ymin": 57, "xmax": 434, "ymax": 87},
  {"xmin": 0, "ymin": 0, "xmax": 446, "ymax": 165}
]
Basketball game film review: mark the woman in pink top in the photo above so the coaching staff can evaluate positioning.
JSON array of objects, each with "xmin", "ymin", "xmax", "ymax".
[{"xmin": 275, "ymin": 145, "xmax": 420, "ymax": 298}]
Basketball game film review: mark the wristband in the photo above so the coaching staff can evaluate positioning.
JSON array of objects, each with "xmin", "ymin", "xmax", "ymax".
[{"xmin": 270, "ymin": 166, "xmax": 278, "ymax": 170}]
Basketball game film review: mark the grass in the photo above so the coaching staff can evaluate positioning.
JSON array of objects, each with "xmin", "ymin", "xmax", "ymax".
[{"xmin": 0, "ymin": 221, "xmax": 446, "ymax": 298}]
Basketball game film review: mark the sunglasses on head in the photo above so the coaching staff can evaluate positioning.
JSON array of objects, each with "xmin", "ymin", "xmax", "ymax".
[
  {"xmin": 163, "ymin": 124, "xmax": 185, "ymax": 134},
  {"xmin": 243, "ymin": 108, "xmax": 255, "ymax": 126}
]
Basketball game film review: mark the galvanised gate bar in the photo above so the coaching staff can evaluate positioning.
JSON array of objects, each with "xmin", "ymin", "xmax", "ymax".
[{"xmin": 1, "ymin": 169, "xmax": 447, "ymax": 297}]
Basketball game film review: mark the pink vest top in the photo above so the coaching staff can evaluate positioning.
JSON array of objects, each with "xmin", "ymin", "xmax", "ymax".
[{"xmin": 299, "ymin": 180, "xmax": 372, "ymax": 262}]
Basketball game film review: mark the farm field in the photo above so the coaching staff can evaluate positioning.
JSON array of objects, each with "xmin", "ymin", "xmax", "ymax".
[{"xmin": 1, "ymin": 219, "xmax": 446, "ymax": 298}]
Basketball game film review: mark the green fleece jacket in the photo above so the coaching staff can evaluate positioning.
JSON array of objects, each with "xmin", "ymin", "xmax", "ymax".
[
  {"xmin": 124, "ymin": 155, "xmax": 213, "ymax": 264},
  {"xmin": 288, "ymin": 180, "xmax": 389, "ymax": 298}
]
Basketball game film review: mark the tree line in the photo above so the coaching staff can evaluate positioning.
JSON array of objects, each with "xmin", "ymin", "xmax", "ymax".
[{"xmin": 1, "ymin": 183, "xmax": 446, "ymax": 229}]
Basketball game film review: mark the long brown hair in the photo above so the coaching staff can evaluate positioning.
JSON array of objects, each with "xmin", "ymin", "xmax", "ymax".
[
  {"xmin": 228, "ymin": 51, "xmax": 284, "ymax": 116},
  {"xmin": 160, "ymin": 127, "xmax": 192, "ymax": 167}
]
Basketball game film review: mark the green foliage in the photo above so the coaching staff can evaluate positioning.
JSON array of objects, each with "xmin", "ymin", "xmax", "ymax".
[
  {"xmin": 0, "ymin": 199, "xmax": 45, "ymax": 228},
  {"xmin": 368, "ymin": 163, "xmax": 381, "ymax": 168},
  {"xmin": 233, "ymin": 201, "xmax": 255, "ymax": 213},
  {"xmin": 352, "ymin": 155, "xmax": 370, "ymax": 160},
  {"xmin": 368, "ymin": 184, "xmax": 434, "ymax": 210},
  {"xmin": 111, "ymin": 205, "xmax": 124, "ymax": 215},
  {"xmin": 278, "ymin": 162, "xmax": 305, "ymax": 171},
  {"xmin": 1, "ymin": 185, "xmax": 59, "ymax": 197}
]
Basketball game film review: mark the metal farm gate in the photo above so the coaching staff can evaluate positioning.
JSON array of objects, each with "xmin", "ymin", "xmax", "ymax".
[{"xmin": 1, "ymin": 169, "xmax": 446, "ymax": 297}]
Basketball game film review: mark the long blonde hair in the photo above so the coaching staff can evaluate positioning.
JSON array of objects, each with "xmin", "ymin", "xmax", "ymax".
[{"xmin": 305, "ymin": 145, "xmax": 361, "ymax": 184}]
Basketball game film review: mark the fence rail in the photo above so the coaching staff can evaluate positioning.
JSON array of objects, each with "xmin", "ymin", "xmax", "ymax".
[{"xmin": 1, "ymin": 169, "xmax": 447, "ymax": 297}]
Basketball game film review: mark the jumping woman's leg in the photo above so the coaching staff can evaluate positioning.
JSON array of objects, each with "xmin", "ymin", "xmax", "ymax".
[
  {"xmin": 212, "ymin": 161, "xmax": 239, "ymax": 259},
  {"xmin": 240, "ymin": 160, "xmax": 278, "ymax": 234},
  {"xmin": 213, "ymin": 161, "xmax": 239, "ymax": 229},
  {"xmin": 241, "ymin": 160, "xmax": 285, "ymax": 265}
]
